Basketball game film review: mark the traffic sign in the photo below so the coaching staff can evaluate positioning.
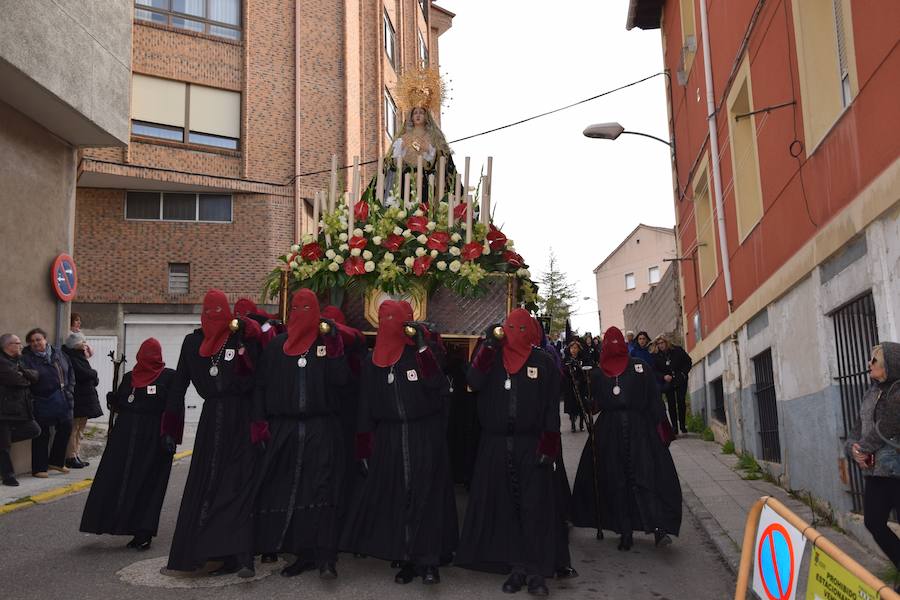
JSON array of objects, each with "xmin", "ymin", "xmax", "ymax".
[
  {"xmin": 51, "ymin": 253, "xmax": 78, "ymax": 302},
  {"xmin": 752, "ymin": 505, "xmax": 807, "ymax": 600}
]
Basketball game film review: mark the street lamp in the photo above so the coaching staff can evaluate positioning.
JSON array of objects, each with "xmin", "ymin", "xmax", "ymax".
[{"xmin": 583, "ymin": 122, "xmax": 672, "ymax": 148}]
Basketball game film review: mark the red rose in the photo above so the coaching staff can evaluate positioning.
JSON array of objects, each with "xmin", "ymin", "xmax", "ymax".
[
  {"xmin": 461, "ymin": 241, "xmax": 483, "ymax": 262},
  {"xmin": 300, "ymin": 242, "xmax": 323, "ymax": 262},
  {"xmin": 343, "ymin": 256, "xmax": 366, "ymax": 276},
  {"xmin": 407, "ymin": 215, "xmax": 429, "ymax": 234},
  {"xmin": 453, "ymin": 203, "xmax": 467, "ymax": 222},
  {"xmin": 413, "ymin": 255, "xmax": 433, "ymax": 276},
  {"xmin": 349, "ymin": 235, "xmax": 367, "ymax": 250},
  {"xmin": 426, "ymin": 231, "xmax": 450, "ymax": 253},
  {"xmin": 354, "ymin": 201, "xmax": 369, "ymax": 222},
  {"xmin": 487, "ymin": 225, "xmax": 507, "ymax": 251},
  {"xmin": 383, "ymin": 233, "xmax": 405, "ymax": 252},
  {"xmin": 503, "ymin": 251, "xmax": 524, "ymax": 268}
]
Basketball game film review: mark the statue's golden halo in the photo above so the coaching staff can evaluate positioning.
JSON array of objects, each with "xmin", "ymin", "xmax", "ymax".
[{"xmin": 395, "ymin": 65, "xmax": 445, "ymax": 117}]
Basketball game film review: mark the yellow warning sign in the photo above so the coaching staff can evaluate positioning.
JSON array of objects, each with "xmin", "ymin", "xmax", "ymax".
[{"xmin": 806, "ymin": 546, "xmax": 878, "ymax": 600}]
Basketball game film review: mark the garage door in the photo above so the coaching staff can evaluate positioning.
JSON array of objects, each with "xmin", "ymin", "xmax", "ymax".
[
  {"xmin": 124, "ymin": 315, "xmax": 204, "ymax": 423},
  {"xmin": 86, "ymin": 335, "xmax": 119, "ymax": 423}
]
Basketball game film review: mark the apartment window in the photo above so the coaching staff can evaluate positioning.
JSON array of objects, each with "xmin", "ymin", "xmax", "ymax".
[
  {"xmin": 711, "ymin": 377, "xmax": 726, "ymax": 424},
  {"xmin": 384, "ymin": 89, "xmax": 398, "ymax": 139},
  {"xmin": 418, "ymin": 31, "xmax": 429, "ymax": 66},
  {"xmin": 125, "ymin": 191, "xmax": 232, "ymax": 222},
  {"xmin": 790, "ymin": 0, "xmax": 857, "ymax": 151},
  {"xmin": 727, "ymin": 58, "xmax": 763, "ymax": 242},
  {"xmin": 678, "ymin": 0, "xmax": 696, "ymax": 74},
  {"xmin": 624, "ymin": 272, "xmax": 636, "ymax": 291},
  {"xmin": 131, "ymin": 74, "xmax": 240, "ymax": 150},
  {"xmin": 135, "ymin": 0, "xmax": 241, "ymax": 40},
  {"xmin": 419, "ymin": 0, "xmax": 428, "ymax": 17},
  {"xmin": 648, "ymin": 266, "xmax": 661, "ymax": 285},
  {"xmin": 693, "ymin": 162, "xmax": 718, "ymax": 292},
  {"xmin": 753, "ymin": 349, "xmax": 781, "ymax": 463},
  {"xmin": 383, "ymin": 11, "xmax": 396, "ymax": 69},
  {"xmin": 168, "ymin": 263, "xmax": 190, "ymax": 295}
]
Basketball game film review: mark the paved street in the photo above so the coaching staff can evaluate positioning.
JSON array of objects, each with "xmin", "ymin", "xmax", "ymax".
[{"xmin": 0, "ymin": 413, "xmax": 735, "ymax": 600}]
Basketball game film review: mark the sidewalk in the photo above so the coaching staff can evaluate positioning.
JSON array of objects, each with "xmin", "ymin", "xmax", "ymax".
[
  {"xmin": 671, "ymin": 434, "xmax": 889, "ymax": 577},
  {"xmin": 1, "ymin": 422, "xmax": 197, "ymax": 510}
]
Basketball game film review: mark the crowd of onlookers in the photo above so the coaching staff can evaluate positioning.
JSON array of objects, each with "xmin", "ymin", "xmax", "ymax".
[
  {"xmin": 0, "ymin": 313, "xmax": 103, "ymax": 487},
  {"xmin": 550, "ymin": 328, "xmax": 693, "ymax": 436}
]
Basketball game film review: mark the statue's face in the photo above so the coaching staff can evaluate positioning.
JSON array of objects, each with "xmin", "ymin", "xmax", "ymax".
[{"xmin": 412, "ymin": 107, "xmax": 427, "ymax": 126}]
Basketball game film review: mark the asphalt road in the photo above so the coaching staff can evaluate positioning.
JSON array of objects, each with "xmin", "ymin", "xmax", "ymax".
[{"xmin": 0, "ymin": 425, "xmax": 735, "ymax": 600}]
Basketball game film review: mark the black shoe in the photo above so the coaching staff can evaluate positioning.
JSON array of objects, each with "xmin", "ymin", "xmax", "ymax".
[
  {"xmin": 680, "ymin": 427, "xmax": 688, "ymax": 434},
  {"xmin": 281, "ymin": 558, "xmax": 314, "ymax": 577},
  {"xmin": 555, "ymin": 566, "xmax": 578, "ymax": 579},
  {"xmin": 654, "ymin": 529, "xmax": 673, "ymax": 547},
  {"xmin": 233, "ymin": 554, "xmax": 254, "ymax": 578},
  {"xmin": 502, "ymin": 572, "xmax": 526, "ymax": 593},
  {"xmin": 65, "ymin": 458, "xmax": 85, "ymax": 469},
  {"xmin": 319, "ymin": 563, "xmax": 338, "ymax": 580},
  {"xmin": 618, "ymin": 532, "xmax": 633, "ymax": 551},
  {"xmin": 394, "ymin": 564, "xmax": 416, "ymax": 584},
  {"xmin": 580, "ymin": 423, "xmax": 585, "ymax": 431},
  {"xmin": 127, "ymin": 534, "xmax": 151, "ymax": 551},
  {"xmin": 78, "ymin": 457, "xmax": 90, "ymax": 467},
  {"xmin": 210, "ymin": 559, "xmax": 239, "ymax": 576},
  {"xmin": 2, "ymin": 475, "xmax": 19, "ymax": 487},
  {"xmin": 422, "ymin": 566, "xmax": 440, "ymax": 585},
  {"xmin": 527, "ymin": 575, "xmax": 549, "ymax": 596},
  {"xmin": 260, "ymin": 553, "xmax": 278, "ymax": 564},
  {"xmin": 571, "ymin": 424, "xmax": 576, "ymax": 433},
  {"xmin": 390, "ymin": 560, "xmax": 403, "ymax": 568},
  {"xmin": 353, "ymin": 553, "xmax": 367, "ymax": 558}
]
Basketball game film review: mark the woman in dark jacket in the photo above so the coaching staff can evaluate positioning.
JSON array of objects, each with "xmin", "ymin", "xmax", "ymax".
[
  {"xmin": 62, "ymin": 332, "xmax": 103, "ymax": 469},
  {"xmin": 563, "ymin": 341, "xmax": 589, "ymax": 432},
  {"xmin": 22, "ymin": 328, "xmax": 74, "ymax": 478}
]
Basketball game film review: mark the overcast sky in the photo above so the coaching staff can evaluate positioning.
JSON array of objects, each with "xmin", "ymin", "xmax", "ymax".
[{"xmin": 437, "ymin": 1, "xmax": 674, "ymax": 335}]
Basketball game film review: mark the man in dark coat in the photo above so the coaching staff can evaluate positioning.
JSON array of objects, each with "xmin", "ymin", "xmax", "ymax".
[
  {"xmin": 80, "ymin": 338, "xmax": 175, "ymax": 550},
  {"xmin": 562, "ymin": 341, "xmax": 589, "ymax": 433},
  {"xmin": 62, "ymin": 332, "xmax": 103, "ymax": 469},
  {"xmin": 455, "ymin": 309, "xmax": 564, "ymax": 596},
  {"xmin": 340, "ymin": 300, "xmax": 457, "ymax": 585},
  {"xmin": 0, "ymin": 334, "xmax": 41, "ymax": 486},
  {"xmin": 652, "ymin": 335, "xmax": 693, "ymax": 434},
  {"xmin": 162, "ymin": 289, "xmax": 262, "ymax": 577},
  {"xmin": 572, "ymin": 327, "xmax": 682, "ymax": 550},
  {"xmin": 251, "ymin": 289, "xmax": 348, "ymax": 579}
]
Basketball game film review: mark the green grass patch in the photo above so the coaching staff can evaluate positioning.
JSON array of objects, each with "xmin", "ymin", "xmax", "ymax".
[
  {"xmin": 722, "ymin": 440, "xmax": 735, "ymax": 454},
  {"xmin": 685, "ymin": 412, "xmax": 706, "ymax": 434},
  {"xmin": 701, "ymin": 428, "xmax": 714, "ymax": 442}
]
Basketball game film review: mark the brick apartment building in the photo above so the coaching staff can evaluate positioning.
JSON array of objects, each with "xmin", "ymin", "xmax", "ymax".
[
  {"xmin": 625, "ymin": 0, "xmax": 899, "ymax": 537},
  {"xmin": 73, "ymin": 0, "xmax": 454, "ymax": 419}
]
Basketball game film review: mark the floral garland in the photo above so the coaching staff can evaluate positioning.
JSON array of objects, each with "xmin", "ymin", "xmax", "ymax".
[{"xmin": 265, "ymin": 187, "xmax": 539, "ymax": 309}]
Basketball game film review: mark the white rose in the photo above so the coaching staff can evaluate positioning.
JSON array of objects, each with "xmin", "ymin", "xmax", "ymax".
[
  {"xmin": 426, "ymin": 221, "xmax": 436, "ymax": 231},
  {"xmin": 404, "ymin": 257, "xmax": 415, "ymax": 268},
  {"xmin": 354, "ymin": 228, "xmax": 363, "ymax": 238},
  {"xmin": 339, "ymin": 219, "xmax": 348, "ymax": 229},
  {"xmin": 414, "ymin": 209, "xmax": 424, "ymax": 217},
  {"xmin": 449, "ymin": 260, "xmax": 461, "ymax": 273},
  {"xmin": 449, "ymin": 246, "xmax": 461, "ymax": 256},
  {"xmin": 403, "ymin": 229, "xmax": 413, "ymax": 239},
  {"xmin": 328, "ymin": 262, "xmax": 340, "ymax": 272},
  {"xmin": 334, "ymin": 255, "xmax": 344, "ymax": 264},
  {"xmin": 430, "ymin": 249, "xmax": 438, "ymax": 258},
  {"xmin": 289, "ymin": 260, "xmax": 298, "ymax": 269},
  {"xmin": 339, "ymin": 243, "xmax": 349, "ymax": 251},
  {"xmin": 325, "ymin": 249, "xmax": 336, "ymax": 259},
  {"xmin": 351, "ymin": 248, "xmax": 361, "ymax": 257},
  {"xmin": 397, "ymin": 210, "xmax": 407, "ymax": 219},
  {"xmin": 436, "ymin": 261, "xmax": 447, "ymax": 271},
  {"xmin": 384, "ymin": 252, "xmax": 395, "ymax": 263},
  {"xmin": 416, "ymin": 234, "xmax": 428, "ymax": 244},
  {"xmin": 393, "ymin": 226, "xmax": 403, "ymax": 236},
  {"xmin": 364, "ymin": 261, "xmax": 376, "ymax": 273},
  {"xmin": 451, "ymin": 233, "xmax": 462, "ymax": 243},
  {"xmin": 363, "ymin": 250, "xmax": 373, "ymax": 260},
  {"xmin": 364, "ymin": 224, "xmax": 374, "ymax": 233},
  {"xmin": 290, "ymin": 244, "xmax": 300, "ymax": 253},
  {"xmin": 372, "ymin": 236, "xmax": 383, "ymax": 246},
  {"xmin": 482, "ymin": 243, "xmax": 490, "ymax": 256},
  {"xmin": 339, "ymin": 232, "xmax": 349, "ymax": 242},
  {"xmin": 415, "ymin": 247, "xmax": 426, "ymax": 257}
]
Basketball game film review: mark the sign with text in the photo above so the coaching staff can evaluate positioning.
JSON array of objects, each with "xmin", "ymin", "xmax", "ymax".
[
  {"xmin": 753, "ymin": 505, "xmax": 808, "ymax": 600},
  {"xmin": 806, "ymin": 546, "xmax": 878, "ymax": 600}
]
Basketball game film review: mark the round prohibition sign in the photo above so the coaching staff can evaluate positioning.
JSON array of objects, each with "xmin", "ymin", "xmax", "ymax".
[
  {"xmin": 51, "ymin": 253, "xmax": 78, "ymax": 302},
  {"xmin": 756, "ymin": 522, "xmax": 796, "ymax": 600}
]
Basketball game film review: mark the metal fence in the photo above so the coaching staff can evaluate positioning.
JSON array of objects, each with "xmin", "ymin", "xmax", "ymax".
[
  {"xmin": 712, "ymin": 377, "xmax": 727, "ymax": 424},
  {"xmin": 832, "ymin": 292, "xmax": 880, "ymax": 513},
  {"xmin": 753, "ymin": 349, "xmax": 781, "ymax": 463}
]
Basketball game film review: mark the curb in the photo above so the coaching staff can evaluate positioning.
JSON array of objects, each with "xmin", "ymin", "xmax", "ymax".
[
  {"xmin": 0, "ymin": 450, "xmax": 193, "ymax": 517},
  {"xmin": 680, "ymin": 479, "xmax": 743, "ymax": 575}
]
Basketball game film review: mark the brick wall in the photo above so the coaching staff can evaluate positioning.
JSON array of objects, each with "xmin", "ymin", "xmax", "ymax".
[{"xmin": 623, "ymin": 261, "xmax": 684, "ymax": 344}]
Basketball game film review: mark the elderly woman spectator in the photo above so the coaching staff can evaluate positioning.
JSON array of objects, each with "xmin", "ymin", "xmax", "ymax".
[
  {"xmin": 62, "ymin": 332, "xmax": 103, "ymax": 469},
  {"xmin": 846, "ymin": 343, "xmax": 900, "ymax": 581},
  {"xmin": 22, "ymin": 328, "xmax": 75, "ymax": 478},
  {"xmin": 69, "ymin": 313, "xmax": 93, "ymax": 358},
  {"xmin": 0, "ymin": 334, "xmax": 42, "ymax": 486}
]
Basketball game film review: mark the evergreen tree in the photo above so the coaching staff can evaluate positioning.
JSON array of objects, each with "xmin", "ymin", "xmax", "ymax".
[{"xmin": 536, "ymin": 249, "xmax": 578, "ymax": 336}]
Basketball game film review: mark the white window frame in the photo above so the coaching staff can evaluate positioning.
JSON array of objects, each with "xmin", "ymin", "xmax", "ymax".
[
  {"xmin": 384, "ymin": 89, "xmax": 397, "ymax": 139},
  {"xmin": 649, "ymin": 265, "xmax": 661, "ymax": 285},
  {"xmin": 625, "ymin": 272, "xmax": 636, "ymax": 291},
  {"xmin": 383, "ymin": 10, "xmax": 396, "ymax": 69},
  {"xmin": 167, "ymin": 262, "xmax": 190, "ymax": 295}
]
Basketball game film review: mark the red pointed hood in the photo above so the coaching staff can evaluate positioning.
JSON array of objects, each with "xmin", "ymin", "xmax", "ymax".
[
  {"xmin": 200, "ymin": 290, "xmax": 233, "ymax": 357},
  {"xmin": 131, "ymin": 338, "xmax": 165, "ymax": 388},
  {"xmin": 284, "ymin": 289, "xmax": 320, "ymax": 356},
  {"xmin": 321, "ymin": 305, "xmax": 347, "ymax": 325},
  {"xmin": 600, "ymin": 326, "xmax": 629, "ymax": 377},
  {"xmin": 502, "ymin": 308, "xmax": 535, "ymax": 375},
  {"xmin": 322, "ymin": 305, "xmax": 365, "ymax": 347},
  {"xmin": 373, "ymin": 300, "xmax": 413, "ymax": 368}
]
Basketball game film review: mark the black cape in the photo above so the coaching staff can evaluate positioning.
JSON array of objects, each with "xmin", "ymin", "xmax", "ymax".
[
  {"xmin": 562, "ymin": 355, "xmax": 589, "ymax": 418},
  {"xmin": 445, "ymin": 350, "xmax": 480, "ymax": 485},
  {"xmin": 165, "ymin": 330, "xmax": 260, "ymax": 572},
  {"xmin": 251, "ymin": 333, "xmax": 349, "ymax": 560},
  {"xmin": 455, "ymin": 347, "xmax": 564, "ymax": 576},
  {"xmin": 339, "ymin": 346, "xmax": 458, "ymax": 564},
  {"xmin": 79, "ymin": 369, "xmax": 175, "ymax": 536},
  {"xmin": 335, "ymin": 336, "xmax": 367, "ymax": 525},
  {"xmin": 571, "ymin": 358, "xmax": 682, "ymax": 536}
]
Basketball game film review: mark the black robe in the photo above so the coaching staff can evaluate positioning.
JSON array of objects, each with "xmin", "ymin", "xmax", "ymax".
[
  {"xmin": 455, "ymin": 347, "xmax": 564, "ymax": 576},
  {"xmin": 445, "ymin": 351, "xmax": 480, "ymax": 486},
  {"xmin": 79, "ymin": 369, "xmax": 175, "ymax": 537},
  {"xmin": 165, "ymin": 330, "xmax": 260, "ymax": 572},
  {"xmin": 339, "ymin": 346, "xmax": 458, "ymax": 565},
  {"xmin": 562, "ymin": 355, "xmax": 589, "ymax": 418},
  {"xmin": 251, "ymin": 333, "xmax": 349, "ymax": 561},
  {"xmin": 571, "ymin": 358, "xmax": 682, "ymax": 536},
  {"xmin": 336, "ymin": 336, "xmax": 367, "ymax": 525}
]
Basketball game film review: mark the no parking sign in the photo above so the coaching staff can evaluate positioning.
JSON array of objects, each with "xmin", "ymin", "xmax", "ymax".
[{"xmin": 752, "ymin": 505, "xmax": 808, "ymax": 600}]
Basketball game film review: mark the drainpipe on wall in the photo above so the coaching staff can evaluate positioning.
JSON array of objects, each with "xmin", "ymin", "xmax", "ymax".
[{"xmin": 293, "ymin": 0, "xmax": 303, "ymax": 243}]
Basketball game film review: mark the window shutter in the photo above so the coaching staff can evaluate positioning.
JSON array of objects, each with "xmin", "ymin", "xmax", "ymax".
[
  {"xmin": 168, "ymin": 263, "xmax": 190, "ymax": 295},
  {"xmin": 189, "ymin": 85, "xmax": 241, "ymax": 138},
  {"xmin": 132, "ymin": 74, "xmax": 186, "ymax": 127}
]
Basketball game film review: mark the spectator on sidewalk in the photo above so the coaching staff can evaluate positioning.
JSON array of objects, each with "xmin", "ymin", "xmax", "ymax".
[
  {"xmin": 563, "ymin": 341, "xmax": 589, "ymax": 432},
  {"xmin": 653, "ymin": 335, "xmax": 693, "ymax": 434},
  {"xmin": 630, "ymin": 331, "xmax": 655, "ymax": 367},
  {"xmin": 847, "ymin": 342, "xmax": 900, "ymax": 583},
  {"xmin": 69, "ymin": 313, "xmax": 93, "ymax": 359},
  {"xmin": 22, "ymin": 328, "xmax": 75, "ymax": 478},
  {"xmin": 62, "ymin": 332, "xmax": 103, "ymax": 469},
  {"xmin": 0, "ymin": 334, "xmax": 42, "ymax": 486},
  {"xmin": 625, "ymin": 330, "xmax": 636, "ymax": 353}
]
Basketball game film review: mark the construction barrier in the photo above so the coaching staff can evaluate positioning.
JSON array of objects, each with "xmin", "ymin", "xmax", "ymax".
[{"xmin": 734, "ymin": 496, "xmax": 900, "ymax": 600}]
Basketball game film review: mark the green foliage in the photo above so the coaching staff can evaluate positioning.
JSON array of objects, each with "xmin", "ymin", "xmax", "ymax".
[
  {"xmin": 702, "ymin": 428, "xmax": 715, "ymax": 442},
  {"xmin": 722, "ymin": 440, "xmax": 735, "ymax": 454},
  {"xmin": 736, "ymin": 452, "xmax": 764, "ymax": 480},
  {"xmin": 536, "ymin": 249, "xmax": 577, "ymax": 336},
  {"xmin": 685, "ymin": 411, "xmax": 706, "ymax": 434}
]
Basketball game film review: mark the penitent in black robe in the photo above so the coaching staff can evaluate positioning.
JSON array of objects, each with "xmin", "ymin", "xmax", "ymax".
[
  {"xmin": 455, "ymin": 347, "xmax": 565, "ymax": 576},
  {"xmin": 165, "ymin": 330, "xmax": 260, "ymax": 572},
  {"xmin": 80, "ymin": 369, "xmax": 175, "ymax": 537},
  {"xmin": 339, "ymin": 346, "xmax": 458, "ymax": 565},
  {"xmin": 335, "ymin": 336, "xmax": 367, "ymax": 525},
  {"xmin": 251, "ymin": 333, "xmax": 349, "ymax": 562},
  {"xmin": 571, "ymin": 358, "xmax": 682, "ymax": 537}
]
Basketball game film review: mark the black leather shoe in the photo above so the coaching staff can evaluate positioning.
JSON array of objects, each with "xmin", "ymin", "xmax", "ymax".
[
  {"xmin": 210, "ymin": 559, "xmax": 239, "ymax": 576},
  {"xmin": 680, "ymin": 427, "xmax": 688, "ymax": 434},
  {"xmin": 527, "ymin": 575, "xmax": 549, "ymax": 596},
  {"xmin": 260, "ymin": 553, "xmax": 278, "ymax": 564},
  {"xmin": 555, "ymin": 566, "xmax": 578, "ymax": 579},
  {"xmin": 127, "ymin": 534, "xmax": 151, "ymax": 551},
  {"xmin": 394, "ymin": 564, "xmax": 416, "ymax": 584},
  {"xmin": 422, "ymin": 566, "xmax": 440, "ymax": 584},
  {"xmin": 281, "ymin": 558, "xmax": 314, "ymax": 577},
  {"xmin": 502, "ymin": 572, "xmax": 526, "ymax": 593},
  {"xmin": 78, "ymin": 457, "xmax": 90, "ymax": 467},
  {"xmin": 654, "ymin": 529, "xmax": 673, "ymax": 547},
  {"xmin": 65, "ymin": 458, "xmax": 85, "ymax": 469},
  {"xmin": 390, "ymin": 560, "xmax": 403, "ymax": 568},
  {"xmin": 319, "ymin": 563, "xmax": 338, "ymax": 580},
  {"xmin": 2, "ymin": 475, "xmax": 19, "ymax": 487}
]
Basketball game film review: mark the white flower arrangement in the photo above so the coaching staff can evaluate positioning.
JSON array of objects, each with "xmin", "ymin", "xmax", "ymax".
[
  {"xmin": 451, "ymin": 233, "xmax": 462, "ymax": 243},
  {"xmin": 436, "ymin": 260, "xmax": 447, "ymax": 271},
  {"xmin": 362, "ymin": 250, "xmax": 373, "ymax": 260},
  {"xmin": 372, "ymin": 236, "xmax": 383, "ymax": 246},
  {"xmin": 414, "ymin": 209, "xmax": 424, "ymax": 217},
  {"xmin": 449, "ymin": 260, "xmax": 461, "ymax": 273},
  {"xmin": 449, "ymin": 246, "xmax": 461, "ymax": 256},
  {"xmin": 350, "ymin": 248, "xmax": 361, "ymax": 257},
  {"xmin": 328, "ymin": 262, "xmax": 340, "ymax": 272},
  {"xmin": 397, "ymin": 210, "xmax": 407, "ymax": 219},
  {"xmin": 404, "ymin": 257, "xmax": 415, "ymax": 268},
  {"xmin": 364, "ymin": 261, "xmax": 376, "ymax": 272},
  {"xmin": 426, "ymin": 221, "xmax": 436, "ymax": 231},
  {"xmin": 339, "ymin": 232, "xmax": 349, "ymax": 242},
  {"xmin": 339, "ymin": 243, "xmax": 349, "ymax": 252},
  {"xmin": 416, "ymin": 234, "xmax": 428, "ymax": 244},
  {"xmin": 325, "ymin": 249, "xmax": 336, "ymax": 259},
  {"xmin": 290, "ymin": 244, "xmax": 300, "ymax": 253},
  {"xmin": 353, "ymin": 228, "xmax": 363, "ymax": 238},
  {"xmin": 364, "ymin": 224, "xmax": 374, "ymax": 233},
  {"xmin": 393, "ymin": 226, "xmax": 403, "ymax": 236},
  {"xmin": 334, "ymin": 255, "xmax": 344, "ymax": 264},
  {"xmin": 383, "ymin": 252, "xmax": 395, "ymax": 263},
  {"xmin": 415, "ymin": 247, "xmax": 426, "ymax": 257},
  {"xmin": 289, "ymin": 260, "xmax": 298, "ymax": 269},
  {"xmin": 402, "ymin": 229, "xmax": 413, "ymax": 238},
  {"xmin": 430, "ymin": 249, "xmax": 438, "ymax": 258}
]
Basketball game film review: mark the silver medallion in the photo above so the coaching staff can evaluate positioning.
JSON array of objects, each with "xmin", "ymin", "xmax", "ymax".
[
  {"xmin": 209, "ymin": 365, "xmax": 219, "ymax": 377},
  {"xmin": 297, "ymin": 357, "xmax": 307, "ymax": 368},
  {"xmin": 504, "ymin": 378, "xmax": 512, "ymax": 390},
  {"xmin": 613, "ymin": 385, "xmax": 621, "ymax": 396},
  {"xmin": 127, "ymin": 394, "xmax": 135, "ymax": 404},
  {"xmin": 387, "ymin": 372, "xmax": 395, "ymax": 384}
]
